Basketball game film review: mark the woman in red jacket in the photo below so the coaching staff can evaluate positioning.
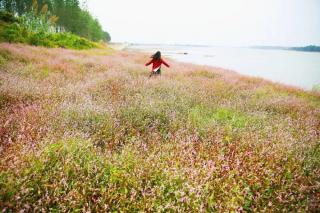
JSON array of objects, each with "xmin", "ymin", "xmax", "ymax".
[{"xmin": 145, "ymin": 51, "xmax": 170, "ymax": 77}]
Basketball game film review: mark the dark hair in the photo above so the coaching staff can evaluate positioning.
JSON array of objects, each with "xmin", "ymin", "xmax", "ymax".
[{"xmin": 151, "ymin": 51, "xmax": 161, "ymax": 60}]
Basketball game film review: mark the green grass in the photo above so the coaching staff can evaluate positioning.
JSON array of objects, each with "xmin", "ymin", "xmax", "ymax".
[{"xmin": 188, "ymin": 106, "xmax": 253, "ymax": 135}]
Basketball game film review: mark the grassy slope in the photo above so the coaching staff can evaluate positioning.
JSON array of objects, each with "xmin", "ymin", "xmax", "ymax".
[{"xmin": 0, "ymin": 43, "xmax": 319, "ymax": 211}]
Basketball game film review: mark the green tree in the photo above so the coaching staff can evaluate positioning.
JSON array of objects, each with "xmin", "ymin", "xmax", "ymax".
[{"xmin": 0, "ymin": 0, "xmax": 111, "ymax": 42}]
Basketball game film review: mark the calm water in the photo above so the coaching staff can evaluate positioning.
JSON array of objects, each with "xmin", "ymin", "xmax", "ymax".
[{"xmin": 128, "ymin": 44, "xmax": 320, "ymax": 90}]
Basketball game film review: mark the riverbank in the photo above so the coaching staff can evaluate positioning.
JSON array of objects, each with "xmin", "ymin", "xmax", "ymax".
[
  {"xmin": 127, "ymin": 44, "xmax": 320, "ymax": 90},
  {"xmin": 0, "ymin": 43, "xmax": 319, "ymax": 211}
]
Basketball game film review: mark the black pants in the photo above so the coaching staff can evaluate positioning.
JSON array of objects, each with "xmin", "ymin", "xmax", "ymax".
[{"xmin": 149, "ymin": 68, "xmax": 161, "ymax": 77}]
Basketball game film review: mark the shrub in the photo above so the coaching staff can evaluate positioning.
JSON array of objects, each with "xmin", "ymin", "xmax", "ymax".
[
  {"xmin": 0, "ymin": 23, "xmax": 29, "ymax": 43},
  {"xmin": 0, "ymin": 10, "xmax": 19, "ymax": 23},
  {"xmin": 49, "ymin": 33, "xmax": 96, "ymax": 49},
  {"xmin": 0, "ymin": 22, "xmax": 97, "ymax": 49},
  {"xmin": 0, "ymin": 11, "xmax": 97, "ymax": 49}
]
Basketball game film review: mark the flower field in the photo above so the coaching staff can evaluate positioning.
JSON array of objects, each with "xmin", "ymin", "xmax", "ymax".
[{"xmin": 0, "ymin": 43, "xmax": 319, "ymax": 211}]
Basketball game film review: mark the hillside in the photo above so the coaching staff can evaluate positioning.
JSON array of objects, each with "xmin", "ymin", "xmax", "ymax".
[{"xmin": 0, "ymin": 43, "xmax": 319, "ymax": 211}]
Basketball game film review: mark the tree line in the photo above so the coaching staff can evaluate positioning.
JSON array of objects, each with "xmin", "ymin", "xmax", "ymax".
[{"xmin": 0, "ymin": 0, "xmax": 111, "ymax": 42}]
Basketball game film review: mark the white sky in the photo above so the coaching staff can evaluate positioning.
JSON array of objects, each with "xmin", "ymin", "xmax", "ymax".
[{"xmin": 87, "ymin": 0, "xmax": 320, "ymax": 46}]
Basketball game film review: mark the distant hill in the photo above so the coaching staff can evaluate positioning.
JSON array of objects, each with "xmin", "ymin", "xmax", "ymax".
[{"xmin": 252, "ymin": 45, "xmax": 320, "ymax": 52}]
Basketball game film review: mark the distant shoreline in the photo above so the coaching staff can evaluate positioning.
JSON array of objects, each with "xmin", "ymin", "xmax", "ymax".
[
  {"xmin": 119, "ymin": 43, "xmax": 320, "ymax": 53},
  {"xmin": 251, "ymin": 45, "xmax": 320, "ymax": 53}
]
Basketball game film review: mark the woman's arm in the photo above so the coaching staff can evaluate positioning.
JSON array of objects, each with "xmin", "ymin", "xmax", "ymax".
[
  {"xmin": 161, "ymin": 59, "xmax": 170, "ymax": 67},
  {"xmin": 145, "ymin": 59, "xmax": 153, "ymax": 66}
]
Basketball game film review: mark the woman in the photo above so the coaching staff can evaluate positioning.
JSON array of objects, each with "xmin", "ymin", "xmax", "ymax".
[{"xmin": 145, "ymin": 51, "xmax": 170, "ymax": 77}]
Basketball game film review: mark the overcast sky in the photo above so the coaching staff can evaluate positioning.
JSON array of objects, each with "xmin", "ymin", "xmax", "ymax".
[{"xmin": 87, "ymin": 0, "xmax": 320, "ymax": 46}]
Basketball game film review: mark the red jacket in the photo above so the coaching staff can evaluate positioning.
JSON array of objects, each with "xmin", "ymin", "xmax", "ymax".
[{"xmin": 145, "ymin": 58, "xmax": 170, "ymax": 71}]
